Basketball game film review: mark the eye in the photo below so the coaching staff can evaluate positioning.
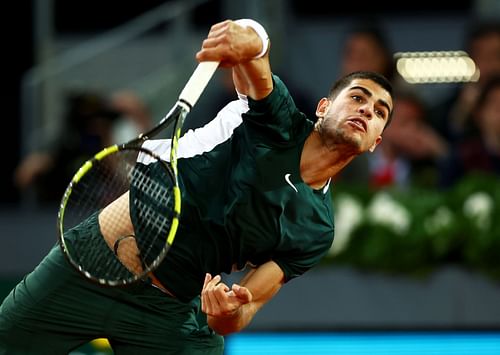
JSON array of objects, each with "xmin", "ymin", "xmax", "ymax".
[
  {"xmin": 375, "ymin": 109, "xmax": 386, "ymax": 119},
  {"xmin": 351, "ymin": 95, "xmax": 362, "ymax": 102}
]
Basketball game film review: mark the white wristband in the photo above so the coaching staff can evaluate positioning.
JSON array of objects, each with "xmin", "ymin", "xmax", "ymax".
[{"xmin": 234, "ymin": 19, "xmax": 269, "ymax": 59}]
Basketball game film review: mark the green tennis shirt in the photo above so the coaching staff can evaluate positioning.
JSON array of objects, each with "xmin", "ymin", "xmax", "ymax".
[{"xmin": 136, "ymin": 75, "xmax": 335, "ymax": 302}]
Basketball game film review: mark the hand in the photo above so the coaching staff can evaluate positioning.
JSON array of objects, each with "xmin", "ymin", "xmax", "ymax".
[
  {"xmin": 14, "ymin": 152, "xmax": 54, "ymax": 188},
  {"xmin": 196, "ymin": 20, "xmax": 263, "ymax": 68},
  {"xmin": 201, "ymin": 273, "xmax": 252, "ymax": 318}
]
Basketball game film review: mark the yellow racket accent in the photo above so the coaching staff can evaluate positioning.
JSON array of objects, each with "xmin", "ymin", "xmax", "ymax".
[
  {"xmin": 95, "ymin": 145, "xmax": 118, "ymax": 160},
  {"xmin": 73, "ymin": 161, "xmax": 93, "ymax": 183},
  {"xmin": 167, "ymin": 218, "xmax": 179, "ymax": 245}
]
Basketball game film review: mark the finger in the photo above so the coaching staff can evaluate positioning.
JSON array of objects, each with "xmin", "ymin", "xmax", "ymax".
[
  {"xmin": 207, "ymin": 20, "xmax": 231, "ymax": 37},
  {"xmin": 201, "ymin": 37, "xmax": 221, "ymax": 50},
  {"xmin": 196, "ymin": 50, "xmax": 235, "ymax": 68},
  {"xmin": 203, "ymin": 273, "xmax": 212, "ymax": 288},
  {"xmin": 201, "ymin": 273, "xmax": 214, "ymax": 313},
  {"xmin": 205, "ymin": 285, "xmax": 224, "ymax": 315},
  {"xmin": 232, "ymin": 284, "xmax": 252, "ymax": 303},
  {"xmin": 202, "ymin": 274, "xmax": 231, "ymax": 315},
  {"xmin": 196, "ymin": 44, "xmax": 232, "ymax": 63},
  {"xmin": 203, "ymin": 291, "xmax": 213, "ymax": 315},
  {"xmin": 201, "ymin": 291, "xmax": 208, "ymax": 313},
  {"xmin": 212, "ymin": 283, "xmax": 239, "ymax": 316},
  {"xmin": 215, "ymin": 281, "xmax": 230, "ymax": 294},
  {"xmin": 206, "ymin": 279, "xmax": 232, "ymax": 316},
  {"xmin": 207, "ymin": 23, "xmax": 230, "ymax": 40},
  {"xmin": 208, "ymin": 274, "xmax": 222, "ymax": 287},
  {"xmin": 203, "ymin": 274, "xmax": 222, "ymax": 302},
  {"xmin": 203, "ymin": 274, "xmax": 221, "ymax": 290},
  {"xmin": 210, "ymin": 278, "xmax": 230, "ymax": 299}
]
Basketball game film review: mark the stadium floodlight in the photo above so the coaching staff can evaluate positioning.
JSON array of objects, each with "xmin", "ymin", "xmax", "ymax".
[{"xmin": 395, "ymin": 51, "xmax": 479, "ymax": 84}]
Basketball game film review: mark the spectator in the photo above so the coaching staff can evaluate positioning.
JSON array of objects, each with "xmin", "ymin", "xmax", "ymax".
[
  {"xmin": 439, "ymin": 75, "xmax": 500, "ymax": 187},
  {"xmin": 14, "ymin": 90, "xmax": 152, "ymax": 204},
  {"xmin": 109, "ymin": 90, "xmax": 153, "ymax": 143},
  {"xmin": 431, "ymin": 20, "xmax": 500, "ymax": 144},
  {"xmin": 369, "ymin": 92, "xmax": 448, "ymax": 188},
  {"xmin": 339, "ymin": 21, "xmax": 395, "ymax": 81}
]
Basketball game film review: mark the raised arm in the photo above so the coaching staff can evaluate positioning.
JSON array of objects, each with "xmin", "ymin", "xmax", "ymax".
[{"xmin": 195, "ymin": 19, "xmax": 273, "ymax": 100}]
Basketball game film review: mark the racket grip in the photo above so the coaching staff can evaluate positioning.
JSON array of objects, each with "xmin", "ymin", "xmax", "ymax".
[{"xmin": 179, "ymin": 61, "xmax": 219, "ymax": 108}]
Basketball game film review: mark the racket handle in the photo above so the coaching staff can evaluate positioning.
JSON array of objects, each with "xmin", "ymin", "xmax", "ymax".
[{"xmin": 179, "ymin": 61, "xmax": 219, "ymax": 108}]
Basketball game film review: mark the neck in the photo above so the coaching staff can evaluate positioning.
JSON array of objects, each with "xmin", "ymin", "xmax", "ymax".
[{"xmin": 300, "ymin": 130, "xmax": 357, "ymax": 189}]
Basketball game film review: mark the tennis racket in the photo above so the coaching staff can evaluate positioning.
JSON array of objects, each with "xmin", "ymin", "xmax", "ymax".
[{"xmin": 58, "ymin": 61, "xmax": 219, "ymax": 286}]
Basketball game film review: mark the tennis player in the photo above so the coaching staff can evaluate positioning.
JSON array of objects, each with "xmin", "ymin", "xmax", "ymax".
[{"xmin": 0, "ymin": 19, "xmax": 393, "ymax": 354}]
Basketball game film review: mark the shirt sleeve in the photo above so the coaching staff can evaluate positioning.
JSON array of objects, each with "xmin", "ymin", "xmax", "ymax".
[
  {"xmin": 139, "ymin": 98, "xmax": 248, "ymax": 163},
  {"xmin": 273, "ymin": 230, "xmax": 334, "ymax": 282},
  {"xmin": 243, "ymin": 75, "xmax": 312, "ymax": 147}
]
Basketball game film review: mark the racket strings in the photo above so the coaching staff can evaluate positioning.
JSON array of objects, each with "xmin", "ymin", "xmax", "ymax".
[
  {"xmin": 60, "ymin": 148, "xmax": 175, "ymax": 285},
  {"xmin": 129, "ymin": 163, "xmax": 175, "ymax": 266},
  {"xmin": 63, "ymin": 152, "xmax": 137, "ymax": 282}
]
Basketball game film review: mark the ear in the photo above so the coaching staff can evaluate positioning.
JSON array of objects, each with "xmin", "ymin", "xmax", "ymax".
[
  {"xmin": 368, "ymin": 135, "xmax": 383, "ymax": 152},
  {"xmin": 315, "ymin": 98, "xmax": 330, "ymax": 118}
]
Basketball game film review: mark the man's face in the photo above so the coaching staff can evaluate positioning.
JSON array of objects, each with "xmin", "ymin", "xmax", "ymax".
[{"xmin": 315, "ymin": 78, "xmax": 393, "ymax": 154}]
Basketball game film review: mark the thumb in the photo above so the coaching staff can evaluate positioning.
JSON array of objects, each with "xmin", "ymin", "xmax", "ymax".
[{"xmin": 232, "ymin": 284, "xmax": 252, "ymax": 302}]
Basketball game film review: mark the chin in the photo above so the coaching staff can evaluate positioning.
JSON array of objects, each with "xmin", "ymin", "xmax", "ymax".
[
  {"xmin": 340, "ymin": 131, "xmax": 362, "ymax": 149},
  {"xmin": 335, "ymin": 134, "xmax": 363, "ymax": 155}
]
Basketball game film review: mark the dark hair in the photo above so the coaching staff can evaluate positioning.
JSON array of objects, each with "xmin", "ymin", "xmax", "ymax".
[{"xmin": 328, "ymin": 71, "xmax": 394, "ymax": 128}]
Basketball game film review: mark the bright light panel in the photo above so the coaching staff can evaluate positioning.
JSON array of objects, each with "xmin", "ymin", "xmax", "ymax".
[{"xmin": 395, "ymin": 51, "xmax": 479, "ymax": 84}]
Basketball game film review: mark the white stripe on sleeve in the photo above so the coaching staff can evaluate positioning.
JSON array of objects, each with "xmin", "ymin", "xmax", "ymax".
[{"xmin": 138, "ymin": 98, "xmax": 248, "ymax": 164}]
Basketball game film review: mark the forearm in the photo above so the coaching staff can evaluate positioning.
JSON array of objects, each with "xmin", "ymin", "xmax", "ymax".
[
  {"xmin": 207, "ymin": 301, "xmax": 260, "ymax": 336},
  {"xmin": 233, "ymin": 58, "xmax": 272, "ymax": 100},
  {"xmin": 231, "ymin": 21, "xmax": 273, "ymax": 100}
]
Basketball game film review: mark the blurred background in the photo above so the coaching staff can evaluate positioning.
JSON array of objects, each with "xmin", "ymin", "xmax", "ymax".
[{"xmin": 2, "ymin": 0, "xmax": 500, "ymax": 354}]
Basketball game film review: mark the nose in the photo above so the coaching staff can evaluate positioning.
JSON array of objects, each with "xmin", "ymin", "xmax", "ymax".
[{"xmin": 358, "ymin": 103, "xmax": 373, "ymax": 118}]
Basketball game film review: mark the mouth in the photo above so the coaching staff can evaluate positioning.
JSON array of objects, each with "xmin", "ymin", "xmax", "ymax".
[{"xmin": 347, "ymin": 117, "xmax": 367, "ymax": 132}]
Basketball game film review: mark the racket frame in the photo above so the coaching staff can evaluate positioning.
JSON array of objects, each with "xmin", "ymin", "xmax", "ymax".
[{"xmin": 57, "ymin": 61, "xmax": 219, "ymax": 286}]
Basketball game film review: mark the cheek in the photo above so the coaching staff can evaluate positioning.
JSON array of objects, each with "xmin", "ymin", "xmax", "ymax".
[
  {"xmin": 371, "ymin": 120, "xmax": 386, "ymax": 137},
  {"xmin": 323, "ymin": 109, "xmax": 341, "ymax": 128},
  {"xmin": 366, "ymin": 123, "xmax": 384, "ymax": 145}
]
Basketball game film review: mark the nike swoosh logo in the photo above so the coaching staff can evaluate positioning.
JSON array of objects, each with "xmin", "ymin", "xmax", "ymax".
[{"xmin": 284, "ymin": 173, "xmax": 298, "ymax": 193}]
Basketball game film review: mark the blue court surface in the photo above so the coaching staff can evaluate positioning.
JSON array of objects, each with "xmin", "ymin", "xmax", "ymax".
[{"xmin": 224, "ymin": 331, "xmax": 500, "ymax": 355}]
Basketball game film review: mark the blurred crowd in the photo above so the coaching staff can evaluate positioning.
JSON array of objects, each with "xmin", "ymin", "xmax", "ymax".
[
  {"xmin": 14, "ymin": 90, "xmax": 152, "ymax": 204},
  {"xmin": 336, "ymin": 19, "xmax": 500, "ymax": 190},
  {"xmin": 13, "ymin": 18, "xmax": 500, "ymax": 206}
]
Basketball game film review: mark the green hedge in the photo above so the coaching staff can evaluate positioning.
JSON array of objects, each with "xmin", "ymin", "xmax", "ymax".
[{"xmin": 324, "ymin": 174, "xmax": 500, "ymax": 279}]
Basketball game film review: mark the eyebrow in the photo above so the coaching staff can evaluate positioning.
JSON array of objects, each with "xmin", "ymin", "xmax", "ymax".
[{"xmin": 349, "ymin": 86, "xmax": 392, "ymax": 117}]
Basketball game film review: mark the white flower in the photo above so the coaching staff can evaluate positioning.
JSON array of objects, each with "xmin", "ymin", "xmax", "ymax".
[
  {"xmin": 424, "ymin": 206, "xmax": 454, "ymax": 235},
  {"xmin": 366, "ymin": 192, "xmax": 411, "ymax": 235},
  {"xmin": 329, "ymin": 194, "xmax": 364, "ymax": 256},
  {"xmin": 463, "ymin": 191, "xmax": 494, "ymax": 230}
]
